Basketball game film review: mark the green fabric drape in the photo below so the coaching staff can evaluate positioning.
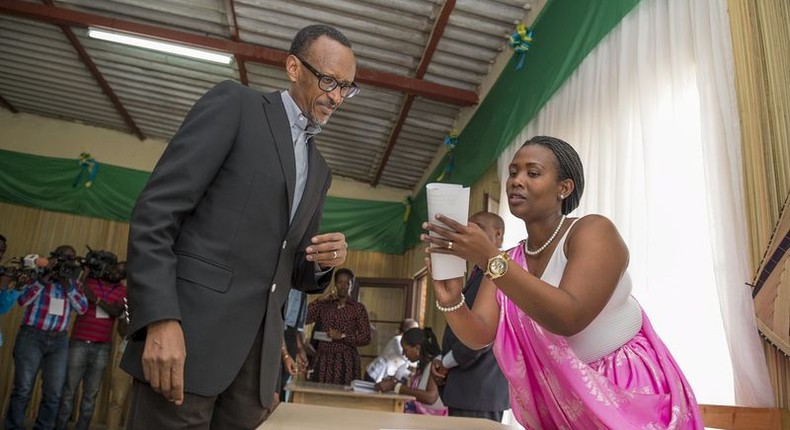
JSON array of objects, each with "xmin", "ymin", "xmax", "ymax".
[
  {"xmin": 0, "ymin": 149, "xmax": 407, "ymax": 254},
  {"xmin": 0, "ymin": 0, "xmax": 641, "ymax": 254},
  {"xmin": 0, "ymin": 149, "xmax": 148, "ymax": 221},
  {"xmin": 403, "ymin": 0, "xmax": 642, "ymax": 249}
]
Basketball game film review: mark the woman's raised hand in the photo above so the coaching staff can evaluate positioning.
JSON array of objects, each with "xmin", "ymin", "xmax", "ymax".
[
  {"xmin": 423, "ymin": 257, "xmax": 464, "ymax": 307},
  {"xmin": 421, "ymin": 213, "xmax": 498, "ymax": 269}
]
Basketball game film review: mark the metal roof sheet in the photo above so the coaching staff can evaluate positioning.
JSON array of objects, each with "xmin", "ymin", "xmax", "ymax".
[{"xmin": 0, "ymin": 0, "xmax": 540, "ymax": 190}]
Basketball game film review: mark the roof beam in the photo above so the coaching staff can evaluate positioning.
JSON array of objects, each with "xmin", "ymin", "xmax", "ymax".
[
  {"xmin": 371, "ymin": 0, "xmax": 456, "ymax": 187},
  {"xmin": 0, "ymin": 0, "xmax": 478, "ymax": 106},
  {"xmin": 0, "ymin": 94, "xmax": 19, "ymax": 113},
  {"xmin": 40, "ymin": 0, "xmax": 144, "ymax": 140},
  {"xmin": 223, "ymin": 0, "xmax": 248, "ymax": 86}
]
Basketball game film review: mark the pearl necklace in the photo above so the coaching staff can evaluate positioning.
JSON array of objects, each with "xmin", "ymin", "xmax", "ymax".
[{"xmin": 524, "ymin": 215, "xmax": 567, "ymax": 256}]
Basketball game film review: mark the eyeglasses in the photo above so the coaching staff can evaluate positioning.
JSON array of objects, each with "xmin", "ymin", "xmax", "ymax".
[{"xmin": 295, "ymin": 56, "xmax": 360, "ymax": 99}]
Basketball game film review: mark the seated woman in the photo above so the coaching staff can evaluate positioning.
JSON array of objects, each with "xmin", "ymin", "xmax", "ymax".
[
  {"xmin": 376, "ymin": 327, "xmax": 447, "ymax": 416},
  {"xmin": 305, "ymin": 268, "xmax": 371, "ymax": 385},
  {"xmin": 364, "ymin": 318, "xmax": 419, "ymax": 383}
]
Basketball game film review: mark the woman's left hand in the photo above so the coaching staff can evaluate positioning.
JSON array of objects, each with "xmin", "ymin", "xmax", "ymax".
[
  {"xmin": 283, "ymin": 355, "xmax": 299, "ymax": 375},
  {"xmin": 376, "ymin": 377, "xmax": 397, "ymax": 393},
  {"xmin": 327, "ymin": 328, "xmax": 345, "ymax": 341},
  {"xmin": 421, "ymin": 214, "xmax": 499, "ymax": 268}
]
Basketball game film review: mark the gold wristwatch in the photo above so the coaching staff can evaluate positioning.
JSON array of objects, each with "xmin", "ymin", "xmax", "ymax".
[{"xmin": 484, "ymin": 251, "xmax": 510, "ymax": 279}]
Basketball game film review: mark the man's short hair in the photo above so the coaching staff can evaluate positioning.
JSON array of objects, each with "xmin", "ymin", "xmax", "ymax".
[
  {"xmin": 471, "ymin": 211, "xmax": 505, "ymax": 232},
  {"xmin": 289, "ymin": 24, "xmax": 352, "ymax": 59}
]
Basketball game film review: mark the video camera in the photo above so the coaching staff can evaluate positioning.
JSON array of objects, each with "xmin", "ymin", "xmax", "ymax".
[
  {"xmin": 49, "ymin": 251, "xmax": 83, "ymax": 281},
  {"xmin": 0, "ymin": 254, "xmax": 48, "ymax": 287},
  {"xmin": 81, "ymin": 247, "xmax": 118, "ymax": 280}
]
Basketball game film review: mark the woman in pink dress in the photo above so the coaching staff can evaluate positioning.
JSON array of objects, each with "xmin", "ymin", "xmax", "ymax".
[{"xmin": 422, "ymin": 136, "xmax": 703, "ymax": 429}]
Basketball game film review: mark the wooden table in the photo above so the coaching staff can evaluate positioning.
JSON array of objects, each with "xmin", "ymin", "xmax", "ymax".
[
  {"xmin": 285, "ymin": 380, "xmax": 414, "ymax": 413},
  {"xmin": 258, "ymin": 403, "xmax": 519, "ymax": 430}
]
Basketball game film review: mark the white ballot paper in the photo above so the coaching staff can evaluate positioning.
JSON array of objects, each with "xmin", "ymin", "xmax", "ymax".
[{"xmin": 426, "ymin": 183, "xmax": 469, "ymax": 280}]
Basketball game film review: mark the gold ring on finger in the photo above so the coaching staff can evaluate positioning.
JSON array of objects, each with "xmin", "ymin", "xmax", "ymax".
[
  {"xmin": 447, "ymin": 241, "xmax": 453, "ymax": 251},
  {"xmin": 332, "ymin": 250, "xmax": 338, "ymax": 259}
]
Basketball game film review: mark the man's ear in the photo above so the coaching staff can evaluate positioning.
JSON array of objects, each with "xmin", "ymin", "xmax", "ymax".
[{"xmin": 285, "ymin": 54, "xmax": 300, "ymax": 83}]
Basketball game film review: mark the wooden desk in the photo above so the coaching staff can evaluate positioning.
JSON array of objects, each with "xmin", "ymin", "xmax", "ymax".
[
  {"xmin": 285, "ymin": 380, "xmax": 414, "ymax": 413},
  {"xmin": 259, "ymin": 403, "xmax": 519, "ymax": 430}
]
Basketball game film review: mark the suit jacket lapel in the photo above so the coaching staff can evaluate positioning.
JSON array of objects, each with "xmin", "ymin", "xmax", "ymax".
[{"xmin": 261, "ymin": 92, "xmax": 295, "ymax": 215}]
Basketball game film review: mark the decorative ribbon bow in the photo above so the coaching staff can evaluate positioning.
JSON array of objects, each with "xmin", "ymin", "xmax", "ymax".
[
  {"xmin": 508, "ymin": 23, "xmax": 534, "ymax": 70},
  {"xmin": 403, "ymin": 196, "xmax": 413, "ymax": 223},
  {"xmin": 74, "ymin": 152, "xmax": 100, "ymax": 188},
  {"xmin": 436, "ymin": 130, "xmax": 459, "ymax": 182}
]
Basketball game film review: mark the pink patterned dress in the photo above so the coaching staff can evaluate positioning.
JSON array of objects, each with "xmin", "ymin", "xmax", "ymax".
[{"xmin": 493, "ymin": 241, "xmax": 703, "ymax": 429}]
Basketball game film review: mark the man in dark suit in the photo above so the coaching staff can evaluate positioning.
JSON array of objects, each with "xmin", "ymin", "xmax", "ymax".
[
  {"xmin": 431, "ymin": 211, "xmax": 510, "ymax": 422},
  {"xmin": 121, "ymin": 24, "xmax": 358, "ymax": 429}
]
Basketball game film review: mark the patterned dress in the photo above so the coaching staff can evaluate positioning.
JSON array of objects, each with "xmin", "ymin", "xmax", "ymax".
[{"xmin": 306, "ymin": 297, "xmax": 371, "ymax": 385}]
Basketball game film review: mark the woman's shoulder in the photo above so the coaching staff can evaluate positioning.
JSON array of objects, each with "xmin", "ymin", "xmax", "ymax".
[
  {"xmin": 566, "ymin": 214, "xmax": 628, "ymax": 254},
  {"xmin": 349, "ymin": 299, "xmax": 368, "ymax": 310},
  {"xmin": 569, "ymin": 214, "xmax": 618, "ymax": 233}
]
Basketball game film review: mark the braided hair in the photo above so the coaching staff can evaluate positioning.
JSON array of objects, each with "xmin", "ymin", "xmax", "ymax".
[
  {"xmin": 522, "ymin": 136, "xmax": 585, "ymax": 215},
  {"xmin": 401, "ymin": 327, "xmax": 441, "ymax": 368}
]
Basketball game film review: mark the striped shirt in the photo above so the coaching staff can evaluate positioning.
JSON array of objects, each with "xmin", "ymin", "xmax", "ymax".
[
  {"xmin": 18, "ymin": 279, "xmax": 88, "ymax": 332},
  {"xmin": 71, "ymin": 278, "xmax": 126, "ymax": 343}
]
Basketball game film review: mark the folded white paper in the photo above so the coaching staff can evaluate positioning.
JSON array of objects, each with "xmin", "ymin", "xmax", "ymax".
[
  {"xmin": 312, "ymin": 331, "xmax": 332, "ymax": 342},
  {"xmin": 426, "ymin": 183, "xmax": 469, "ymax": 280}
]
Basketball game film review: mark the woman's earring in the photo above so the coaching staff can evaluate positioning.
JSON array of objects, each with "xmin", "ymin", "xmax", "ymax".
[{"xmin": 559, "ymin": 194, "xmax": 564, "ymax": 199}]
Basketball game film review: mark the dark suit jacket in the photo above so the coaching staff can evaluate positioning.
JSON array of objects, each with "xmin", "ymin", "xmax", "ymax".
[
  {"xmin": 440, "ymin": 268, "xmax": 510, "ymax": 412},
  {"xmin": 121, "ymin": 81, "xmax": 332, "ymax": 408}
]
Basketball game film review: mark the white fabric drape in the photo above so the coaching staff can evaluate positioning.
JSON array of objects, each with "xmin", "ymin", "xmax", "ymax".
[{"xmin": 496, "ymin": 0, "xmax": 773, "ymax": 406}]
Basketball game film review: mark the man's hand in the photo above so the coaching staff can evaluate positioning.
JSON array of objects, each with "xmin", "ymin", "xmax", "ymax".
[
  {"xmin": 305, "ymin": 232, "xmax": 347, "ymax": 270},
  {"xmin": 142, "ymin": 320, "xmax": 186, "ymax": 405},
  {"xmin": 430, "ymin": 358, "xmax": 448, "ymax": 386}
]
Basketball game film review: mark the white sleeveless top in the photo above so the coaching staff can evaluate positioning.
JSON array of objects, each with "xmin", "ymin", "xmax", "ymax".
[{"xmin": 537, "ymin": 218, "xmax": 643, "ymax": 363}]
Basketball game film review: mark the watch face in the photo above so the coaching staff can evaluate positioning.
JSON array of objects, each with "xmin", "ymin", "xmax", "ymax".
[{"xmin": 490, "ymin": 257, "xmax": 506, "ymax": 274}]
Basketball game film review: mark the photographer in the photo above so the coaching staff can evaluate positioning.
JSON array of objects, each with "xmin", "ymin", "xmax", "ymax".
[
  {"xmin": 57, "ymin": 257, "xmax": 127, "ymax": 430},
  {"xmin": 1, "ymin": 234, "xmax": 21, "ymax": 349},
  {"xmin": 4, "ymin": 244, "xmax": 88, "ymax": 430}
]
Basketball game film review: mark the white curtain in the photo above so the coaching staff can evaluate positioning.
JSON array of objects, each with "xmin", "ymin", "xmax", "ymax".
[{"xmin": 496, "ymin": 0, "xmax": 773, "ymax": 407}]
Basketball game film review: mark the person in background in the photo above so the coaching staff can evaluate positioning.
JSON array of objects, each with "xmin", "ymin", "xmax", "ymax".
[
  {"xmin": 107, "ymin": 291, "xmax": 131, "ymax": 430},
  {"xmin": 1, "ymin": 234, "xmax": 21, "ymax": 349},
  {"xmin": 305, "ymin": 268, "xmax": 370, "ymax": 385},
  {"xmin": 431, "ymin": 211, "xmax": 510, "ymax": 422},
  {"xmin": 57, "ymin": 261, "xmax": 127, "ymax": 430},
  {"xmin": 364, "ymin": 318, "xmax": 418, "ymax": 383},
  {"xmin": 279, "ymin": 288, "xmax": 309, "ymax": 401},
  {"xmin": 376, "ymin": 327, "xmax": 447, "ymax": 416},
  {"xmin": 423, "ymin": 135, "xmax": 703, "ymax": 429},
  {"xmin": 121, "ymin": 23, "xmax": 354, "ymax": 429},
  {"xmin": 5, "ymin": 245, "xmax": 89, "ymax": 430}
]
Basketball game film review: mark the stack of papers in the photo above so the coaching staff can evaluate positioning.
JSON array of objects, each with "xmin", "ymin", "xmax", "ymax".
[{"xmin": 350, "ymin": 379, "xmax": 377, "ymax": 393}]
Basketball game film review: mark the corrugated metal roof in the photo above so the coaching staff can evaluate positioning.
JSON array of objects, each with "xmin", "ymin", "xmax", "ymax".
[{"xmin": 0, "ymin": 0, "xmax": 541, "ymax": 190}]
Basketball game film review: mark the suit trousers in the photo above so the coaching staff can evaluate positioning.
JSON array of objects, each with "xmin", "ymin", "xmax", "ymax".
[{"xmin": 125, "ymin": 323, "xmax": 270, "ymax": 430}]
